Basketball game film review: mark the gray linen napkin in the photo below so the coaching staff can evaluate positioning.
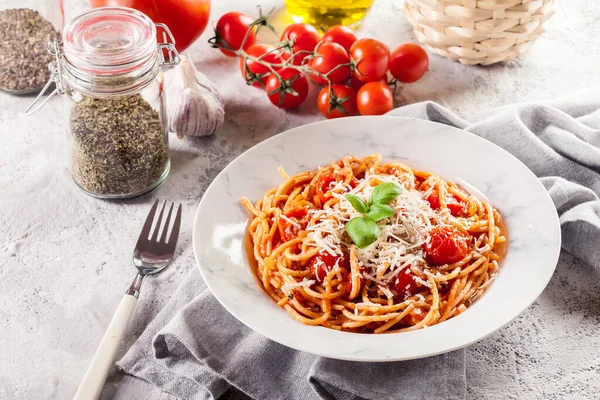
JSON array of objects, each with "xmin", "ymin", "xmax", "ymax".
[{"xmin": 118, "ymin": 98, "xmax": 600, "ymax": 400}]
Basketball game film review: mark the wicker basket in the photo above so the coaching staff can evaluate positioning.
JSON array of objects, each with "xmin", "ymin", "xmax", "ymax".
[{"xmin": 403, "ymin": 0, "xmax": 555, "ymax": 65}]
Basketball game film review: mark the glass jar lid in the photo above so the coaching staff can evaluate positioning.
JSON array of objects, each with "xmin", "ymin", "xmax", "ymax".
[{"xmin": 63, "ymin": 7, "xmax": 156, "ymax": 75}]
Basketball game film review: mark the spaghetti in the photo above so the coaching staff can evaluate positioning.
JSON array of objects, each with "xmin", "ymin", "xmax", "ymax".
[{"xmin": 241, "ymin": 154, "xmax": 505, "ymax": 333}]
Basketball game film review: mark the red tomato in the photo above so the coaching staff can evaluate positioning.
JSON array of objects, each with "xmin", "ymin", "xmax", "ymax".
[
  {"xmin": 356, "ymin": 81, "xmax": 394, "ymax": 115},
  {"xmin": 446, "ymin": 200, "xmax": 466, "ymax": 216},
  {"xmin": 322, "ymin": 25, "xmax": 357, "ymax": 52},
  {"xmin": 350, "ymin": 38, "xmax": 390, "ymax": 82},
  {"xmin": 350, "ymin": 74, "xmax": 386, "ymax": 94},
  {"xmin": 240, "ymin": 44, "xmax": 285, "ymax": 88},
  {"xmin": 213, "ymin": 12, "xmax": 255, "ymax": 57},
  {"xmin": 427, "ymin": 191, "xmax": 465, "ymax": 216},
  {"xmin": 90, "ymin": 0, "xmax": 210, "ymax": 52},
  {"xmin": 309, "ymin": 251, "xmax": 350, "ymax": 283},
  {"xmin": 280, "ymin": 23, "xmax": 321, "ymax": 65},
  {"xmin": 389, "ymin": 43, "xmax": 429, "ymax": 83},
  {"xmin": 391, "ymin": 267, "xmax": 420, "ymax": 298},
  {"xmin": 316, "ymin": 173, "xmax": 336, "ymax": 203},
  {"xmin": 424, "ymin": 226, "xmax": 470, "ymax": 265},
  {"xmin": 278, "ymin": 206, "xmax": 309, "ymax": 242},
  {"xmin": 341, "ymin": 267, "xmax": 365, "ymax": 297},
  {"xmin": 265, "ymin": 68, "xmax": 309, "ymax": 109},
  {"xmin": 317, "ymin": 85, "xmax": 357, "ymax": 119},
  {"xmin": 316, "ymin": 172, "xmax": 358, "ymax": 202},
  {"xmin": 308, "ymin": 42, "xmax": 351, "ymax": 84},
  {"xmin": 421, "ymin": 182, "xmax": 466, "ymax": 217}
]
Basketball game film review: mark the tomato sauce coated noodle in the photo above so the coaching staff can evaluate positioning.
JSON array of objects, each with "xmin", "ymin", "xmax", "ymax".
[{"xmin": 241, "ymin": 154, "xmax": 506, "ymax": 333}]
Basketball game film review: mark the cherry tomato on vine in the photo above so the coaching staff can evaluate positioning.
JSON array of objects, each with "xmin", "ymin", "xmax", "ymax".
[
  {"xmin": 308, "ymin": 42, "xmax": 351, "ymax": 85},
  {"xmin": 389, "ymin": 43, "xmax": 429, "ymax": 83},
  {"xmin": 424, "ymin": 226, "xmax": 469, "ymax": 265},
  {"xmin": 265, "ymin": 68, "xmax": 309, "ymax": 109},
  {"xmin": 350, "ymin": 74, "xmax": 386, "ymax": 93},
  {"xmin": 356, "ymin": 81, "xmax": 393, "ymax": 115},
  {"xmin": 350, "ymin": 38, "xmax": 390, "ymax": 82},
  {"xmin": 213, "ymin": 12, "xmax": 256, "ymax": 57},
  {"xmin": 240, "ymin": 44, "xmax": 285, "ymax": 88},
  {"xmin": 317, "ymin": 85, "xmax": 357, "ymax": 119},
  {"xmin": 322, "ymin": 25, "xmax": 357, "ymax": 52},
  {"xmin": 280, "ymin": 23, "xmax": 321, "ymax": 65}
]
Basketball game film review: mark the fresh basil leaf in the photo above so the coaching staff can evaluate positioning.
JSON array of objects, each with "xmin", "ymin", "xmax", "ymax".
[
  {"xmin": 370, "ymin": 182, "xmax": 403, "ymax": 205},
  {"xmin": 346, "ymin": 217, "xmax": 380, "ymax": 249},
  {"xmin": 345, "ymin": 194, "xmax": 369, "ymax": 214},
  {"xmin": 367, "ymin": 204, "xmax": 395, "ymax": 222}
]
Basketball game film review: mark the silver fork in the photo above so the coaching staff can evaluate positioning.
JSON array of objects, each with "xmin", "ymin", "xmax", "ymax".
[{"xmin": 74, "ymin": 200, "xmax": 182, "ymax": 400}]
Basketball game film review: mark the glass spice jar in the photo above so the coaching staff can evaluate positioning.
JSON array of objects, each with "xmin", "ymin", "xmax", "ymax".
[
  {"xmin": 0, "ymin": 0, "xmax": 63, "ymax": 94},
  {"xmin": 27, "ymin": 7, "xmax": 180, "ymax": 199}
]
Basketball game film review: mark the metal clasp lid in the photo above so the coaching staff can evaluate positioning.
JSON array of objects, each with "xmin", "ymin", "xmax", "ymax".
[
  {"xmin": 156, "ymin": 23, "xmax": 180, "ymax": 67},
  {"xmin": 25, "ymin": 39, "xmax": 65, "ymax": 116}
]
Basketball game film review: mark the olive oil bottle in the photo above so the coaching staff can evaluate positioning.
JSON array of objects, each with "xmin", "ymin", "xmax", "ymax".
[{"xmin": 284, "ymin": 0, "xmax": 375, "ymax": 29}]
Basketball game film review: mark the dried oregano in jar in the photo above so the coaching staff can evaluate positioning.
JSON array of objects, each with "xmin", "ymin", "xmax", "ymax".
[
  {"xmin": 70, "ymin": 94, "xmax": 169, "ymax": 196},
  {"xmin": 0, "ymin": 9, "xmax": 59, "ymax": 93},
  {"xmin": 25, "ymin": 7, "xmax": 179, "ymax": 198}
]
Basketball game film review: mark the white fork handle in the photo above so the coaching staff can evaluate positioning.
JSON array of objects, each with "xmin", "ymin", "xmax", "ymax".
[{"xmin": 74, "ymin": 294, "xmax": 138, "ymax": 400}]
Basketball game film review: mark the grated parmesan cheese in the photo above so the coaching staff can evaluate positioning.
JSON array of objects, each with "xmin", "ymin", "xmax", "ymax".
[
  {"xmin": 305, "ymin": 172, "xmax": 442, "ymax": 291},
  {"xmin": 281, "ymin": 279, "xmax": 315, "ymax": 292}
]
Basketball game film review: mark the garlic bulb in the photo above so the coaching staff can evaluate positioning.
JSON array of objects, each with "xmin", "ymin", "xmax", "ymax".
[{"xmin": 165, "ymin": 54, "xmax": 224, "ymax": 137}]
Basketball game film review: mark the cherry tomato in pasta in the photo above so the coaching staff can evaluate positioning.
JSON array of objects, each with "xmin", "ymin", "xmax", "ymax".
[
  {"xmin": 278, "ymin": 206, "xmax": 309, "ymax": 242},
  {"xmin": 421, "ymin": 182, "xmax": 466, "ymax": 217},
  {"xmin": 310, "ymin": 251, "xmax": 350, "ymax": 282},
  {"xmin": 342, "ymin": 268, "xmax": 365, "ymax": 298},
  {"xmin": 427, "ymin": 191, "xmax": 465, "ymax": 216},
  {"xmin": 322, "ymin": 25, "xmax": 357, "ymax": 52},
  {"xmin": 316, "ymin": 173, "xmax": 336, "ymax": 203},
  {"xmin": 316, "ymin": 172, "xmax": 358, "ymax": 203},
  {"xmin": 424, "ymin": 226, "xmax": 470, "ymax": 265},
  {"xmin": 392, "ymin": 267, "xmax": 420, "ymax": 298}
]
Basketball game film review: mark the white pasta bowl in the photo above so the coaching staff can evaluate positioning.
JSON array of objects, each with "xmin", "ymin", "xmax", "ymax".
[{"xmin": 193, "ymin": 116, "xmax": 560, "ymax": 362}]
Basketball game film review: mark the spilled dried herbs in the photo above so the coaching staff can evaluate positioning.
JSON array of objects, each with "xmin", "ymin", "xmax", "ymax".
[
  {"xmin": 0, "ymin": 8, "xmax": 59, "ymax": 93},
  {"xmin": 70, "ymin": 94, "xmax": 169, "ymax": 197}
]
